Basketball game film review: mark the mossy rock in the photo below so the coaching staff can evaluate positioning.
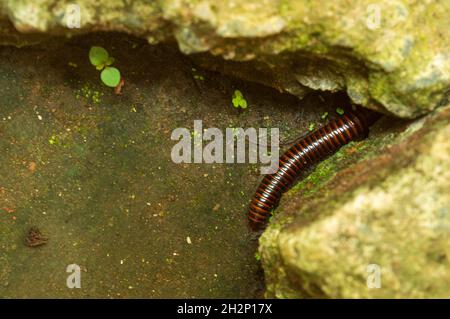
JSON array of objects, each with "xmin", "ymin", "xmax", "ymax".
[
  {"xmin": 0, "ymin": 0, "xmax": 448, "ymax": 117},
  {"xmin": 259, "ymin": 105, "xmax": 450, "ymax": 298}
]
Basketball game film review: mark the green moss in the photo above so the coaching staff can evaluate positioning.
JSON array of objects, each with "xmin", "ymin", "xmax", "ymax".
[
  {"xmin": 289, "ymin": 143, "xmax": 355, "ymax": 197},
  {"xmin": 75, "ymin": 84, "xmax": 103, "ymax": 105}
]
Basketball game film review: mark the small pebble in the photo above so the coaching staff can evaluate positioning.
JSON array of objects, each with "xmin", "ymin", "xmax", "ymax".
[{"xmin": 27, "ymin": 162, "xmax": 37, "ymax": 172}]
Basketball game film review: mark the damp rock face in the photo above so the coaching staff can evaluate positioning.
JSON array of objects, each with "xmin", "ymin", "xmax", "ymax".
[
  {"xmin": 259, "ymin": 105, "xmax": 450, "ymax": 298},
  {"xmin": 0, "ymin": 0, "xmax": 449, "ymax": 118}
]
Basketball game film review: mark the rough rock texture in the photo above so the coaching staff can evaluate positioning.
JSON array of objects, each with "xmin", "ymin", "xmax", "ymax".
[
  {"xmin": 259, "ymin": 105, "xmax": 450, "ymax": 298},
  {"xmin": 0, "ymin": 0, "xmax": 449, "ymax": 118}
]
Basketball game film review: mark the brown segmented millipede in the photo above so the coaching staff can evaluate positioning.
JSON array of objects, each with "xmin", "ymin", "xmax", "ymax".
[{"xmin": 247, "ymin": 106, "xmax": 381, "ymax": 231}]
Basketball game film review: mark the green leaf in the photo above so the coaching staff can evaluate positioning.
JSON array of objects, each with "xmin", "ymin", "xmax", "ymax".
[
  {"xmin": 105, "ymin": 56, "xmax": 115, "ymax": 66},
  {"xmin": 89, "ymin": 46, "xmax": 109, "ymax": 67},
  {"xmin": 100, "ymin": 67, "xmax": 121, "ymax": 87},
  {"xmin": 232, "ymin": 90, "xmax": 248, "ymax": 109},
  {"xmin": 336, "ymin": 107, "xmax": 345, "ymax": 115}
]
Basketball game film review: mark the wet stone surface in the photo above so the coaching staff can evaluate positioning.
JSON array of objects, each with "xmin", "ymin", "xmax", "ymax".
[{"xmin": 0, "ymin": 33, "xmax": 336, "ymax": 297}]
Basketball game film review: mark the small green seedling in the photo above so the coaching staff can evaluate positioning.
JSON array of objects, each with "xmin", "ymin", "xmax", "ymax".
[
  {"xmin": 89, "ymin": 46, "xmax": 114, "ymax": 71},
  {"xmin": 254, "ymin": 252, "xmax": 261, "ymax": 261},
  {"xmin": 321, "ymin": 111, "xmax": 329, "ymax": 119},
  {"xmin": 336, "ymin": 107, "xmax": 345, "ymax": 115},
  {"xmin": 232, "ymin": 90, "xmax": 248, "ymax": 109},
  {"xmin": 89, "ymin": 46, "xmax": 123, "ymax": 92},
  {"xmin": 309, "ymin": 123, "xmax": 316, "ymax": 131}
]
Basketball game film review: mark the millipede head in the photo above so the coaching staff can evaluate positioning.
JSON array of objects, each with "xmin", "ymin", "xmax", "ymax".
[
  {"xmin": 247, "ymin": 209, "xmax": 269, "ymax": 231},
  {"xmin": 248, "ymin": 219, "xmax": 266, "ymax": 232}
]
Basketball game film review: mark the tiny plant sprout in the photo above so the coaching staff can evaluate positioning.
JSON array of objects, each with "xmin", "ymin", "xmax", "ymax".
[
  {"xmin": 232, "ymin": 90, "xmax": 248, "ymax": 109},
  {"xmin": 89, "ymin": 46, "xmax": 123, "ymax": 93},
  {"xmin": 336, "ymin": 107, "xmax": 345, "ymax": 115},
  {"xmin": 100, "ymin": 67, "xmax": 121, "ymax": 87}
]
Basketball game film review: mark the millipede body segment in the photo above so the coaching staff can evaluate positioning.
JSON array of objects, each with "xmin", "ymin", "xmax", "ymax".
[{"xmin": 247, "ymin": 106, "xmax": 381, "ymax": 231}]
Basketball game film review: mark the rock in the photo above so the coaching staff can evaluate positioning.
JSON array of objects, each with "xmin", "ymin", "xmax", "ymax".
[
  {"xmin": 0, "ymin": 0, "xmax": 448, "ymax": 117},
  {"xmin": 259, "ymin": 105, "xmax": 450, "ymax": 298}
]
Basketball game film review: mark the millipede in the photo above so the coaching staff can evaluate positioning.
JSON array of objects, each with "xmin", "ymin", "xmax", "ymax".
[{"xmin": 247, "ymin": 105, "xmax": 381, "ymax": 231}]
